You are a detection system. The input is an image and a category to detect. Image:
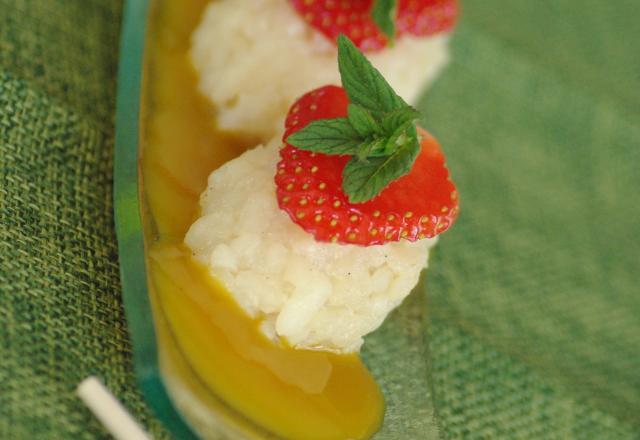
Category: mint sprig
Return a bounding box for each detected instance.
[286,118,361,155]
[371,0,398,44]
[344,125,420,203]
[347,104,380,137]
[337,33,405,115]
[286,34,423,203]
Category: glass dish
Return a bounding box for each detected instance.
[113,1,438,438]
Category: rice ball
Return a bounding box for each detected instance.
[190,0,451,141]
[185,138,437,353]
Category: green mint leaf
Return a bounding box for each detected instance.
[371,0,397,44]
[343,156,390,202]
[342,125,420,203]
[380,118,417,155]
[381,107,421,133]
[348,104,381,137]
[337,34,406,116]
[286,118,362,155]
[356,137,386,161]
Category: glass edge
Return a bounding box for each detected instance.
[113,0,198,438]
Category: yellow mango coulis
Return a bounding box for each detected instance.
[139,1,384,438]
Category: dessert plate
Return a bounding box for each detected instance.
[115,0,640,438]
[114,0,439,438]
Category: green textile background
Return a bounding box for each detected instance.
[1,0,638,439]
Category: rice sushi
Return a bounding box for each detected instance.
[191,0,458,141]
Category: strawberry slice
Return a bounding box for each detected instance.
[289,0,459,51]
[397,0,459,37]
[275,85,459,246]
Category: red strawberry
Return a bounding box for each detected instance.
[275,85,459,246]
[397,0,459,37]
[288,0,459,52]
[283,85,351,141]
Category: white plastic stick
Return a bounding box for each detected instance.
[77,376,152,440]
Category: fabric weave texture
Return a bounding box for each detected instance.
[1,0,639,439]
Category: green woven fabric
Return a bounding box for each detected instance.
[419,2,640,436]
[0,1,169,438]
[1,0,638,439]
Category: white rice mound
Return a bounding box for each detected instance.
[184,138,437,353]
[191,0,450,141]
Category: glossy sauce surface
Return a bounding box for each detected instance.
[140,1,384,438]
